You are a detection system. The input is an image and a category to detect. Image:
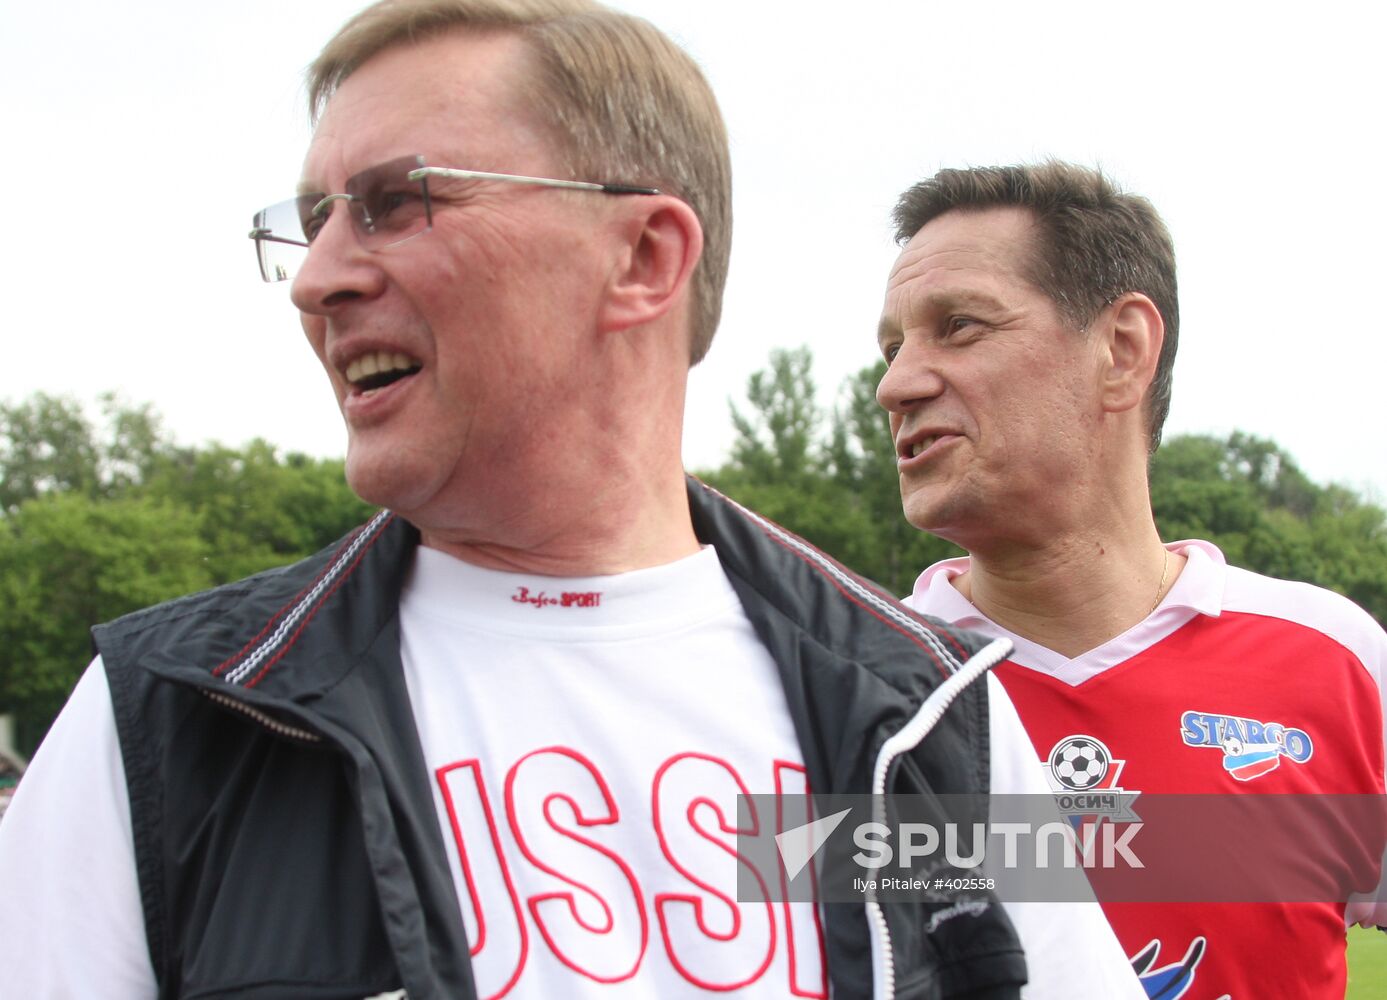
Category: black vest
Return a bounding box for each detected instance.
[97,480,1025,999]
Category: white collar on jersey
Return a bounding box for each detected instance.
[908,540,1228,682]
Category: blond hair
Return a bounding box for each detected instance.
[310,0,732,364]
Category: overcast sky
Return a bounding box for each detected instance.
[3,0,1384,501]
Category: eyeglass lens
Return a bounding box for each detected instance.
[251,155,432,283]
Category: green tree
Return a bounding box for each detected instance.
[1150,434,1387,623]
[142,439,373,582]
[102,393,173,495]
[0,392,377,754]
[0,394,103,511]
[0,493,214,753]
[0,392,183,513]
[704,348,868,584]
[727,346,820,483]
[700,349,959,597]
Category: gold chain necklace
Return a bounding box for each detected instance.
[1149,549,1170,617]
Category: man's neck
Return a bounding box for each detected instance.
[954,522,1183,660]
[419,464,701,578]
[415,349,701,578]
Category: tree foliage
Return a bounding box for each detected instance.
[4,364,1385,758]
[700,349,1387,626]
[0,394,374,755]
[0,394,104,511]
[700,348,960,598]
[1150,432,1387,617]
[0,494,213,742]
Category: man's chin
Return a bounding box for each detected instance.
[345,453,433,515]
[902,494,971,544]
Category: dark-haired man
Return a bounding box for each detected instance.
[881,160,1387,998]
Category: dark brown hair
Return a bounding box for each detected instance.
[893,161,1178,451]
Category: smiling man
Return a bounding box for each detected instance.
[0,5,1145,998]
[881,161,1387,999]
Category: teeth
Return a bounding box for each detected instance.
[345,350,420,385]
[911,436,938,458]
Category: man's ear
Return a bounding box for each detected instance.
[599,196,703,333]
[1099,292,1164,415]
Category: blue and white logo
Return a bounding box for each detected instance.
[1180,710,1313,782]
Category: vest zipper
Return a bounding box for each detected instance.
[865,636,1012,1000]
[200,689,323,743]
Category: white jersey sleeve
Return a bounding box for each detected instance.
[984,673,1144,1000]
[0,657,157,998]
[1220,565,1387,928]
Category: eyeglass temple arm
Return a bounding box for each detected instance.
[408,166,659,197]
[248,227,310,247]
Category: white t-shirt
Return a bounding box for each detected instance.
[0,544,1140,998]
[397,544,823,997]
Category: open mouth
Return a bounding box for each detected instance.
[900,433,960,462]
[908,435,940,459]
[344,351,422,394]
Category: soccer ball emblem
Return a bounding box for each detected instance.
[1050,737,1111,790]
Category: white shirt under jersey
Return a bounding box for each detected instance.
[0,544,1141,998]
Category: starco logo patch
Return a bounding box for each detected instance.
[1179,710,1313,782]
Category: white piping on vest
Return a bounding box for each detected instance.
[707,488,965,673]
[224,509,393,686]
[864,636,1013,1000]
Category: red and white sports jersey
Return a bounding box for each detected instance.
[906,540,1387,1000]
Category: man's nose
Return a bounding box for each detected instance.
[876,340,946,413]
[289,200,385,314]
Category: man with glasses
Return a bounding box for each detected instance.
[880,161,1387,998]
[0,3,1141,997]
